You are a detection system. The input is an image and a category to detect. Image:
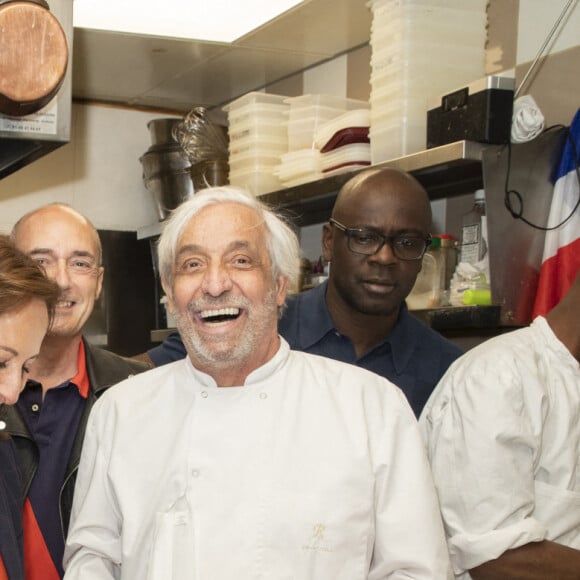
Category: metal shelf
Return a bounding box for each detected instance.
[410,305,501,330]
[137,140,485,236]
[259,140,485,226]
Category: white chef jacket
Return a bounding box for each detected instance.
[420,316,580,578]
[63,338,450,580]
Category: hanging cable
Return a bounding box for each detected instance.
[503,124,580,231]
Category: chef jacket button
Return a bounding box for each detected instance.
[259,392,267,400]
[31,404,40,412]
[201,391,208,398]
[192,469,200,478]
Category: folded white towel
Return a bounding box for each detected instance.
[511,94,545,143]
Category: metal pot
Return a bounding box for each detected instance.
[144,170,194,222]
[190,159,229,192]
[147,118,182,147]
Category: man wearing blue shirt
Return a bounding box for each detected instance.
[143,168,461,416]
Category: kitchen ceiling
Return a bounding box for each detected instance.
[71,0,372,116]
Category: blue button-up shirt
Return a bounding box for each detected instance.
[278,281,462,417]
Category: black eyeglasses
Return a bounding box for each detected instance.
[329,218,431,261]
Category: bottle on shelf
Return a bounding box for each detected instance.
[449,189,492,307]
[431,234,459,306]
[460,189,487,265]
[407,236,455,310]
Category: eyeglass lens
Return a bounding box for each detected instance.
[348,230,427,260]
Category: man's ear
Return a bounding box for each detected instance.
[161,278,175,313]
[322,222,333,263]
[275,275,289,307]
[95,266,105,300]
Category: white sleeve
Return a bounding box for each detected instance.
[370,389,452,579]
[420,355,547,575]
[63,400,122,580]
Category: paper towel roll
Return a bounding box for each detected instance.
[511,95,545,143]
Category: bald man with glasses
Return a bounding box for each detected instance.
[143,168,462,416]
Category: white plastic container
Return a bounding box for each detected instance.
[314,109,371,151]
[370,121,425,163]
[367,0,487,163]
[229,118,287,143]
[286,104,348,123]
[275,149,322,182]
[223,91,289,114]
[321,143,371,172]
[229,152,282,174]
[286,116,336,150]
[284,94,369,111]
[228,135,287,157]
[284,95,369,152]
[406,250,441,310]
[227,102,288,126]
[229,166,282,197]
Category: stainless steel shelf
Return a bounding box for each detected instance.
[137,140,486,234]
[259,140,485,226]
[137,220,164,240]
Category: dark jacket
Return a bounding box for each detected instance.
[0,339,149,541]
[0,437,24,580]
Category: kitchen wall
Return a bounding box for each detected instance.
[488,0,580,127]
[0,0,578,235]
[0,104,168,233]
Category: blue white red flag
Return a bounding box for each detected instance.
[532,108,580,317]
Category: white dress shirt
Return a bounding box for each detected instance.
[64,339,450,579]
[420,316,580,578]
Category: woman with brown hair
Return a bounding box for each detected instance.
[0,234,59,580]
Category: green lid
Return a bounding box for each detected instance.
[429,236,441,249]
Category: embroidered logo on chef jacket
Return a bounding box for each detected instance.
[302,523,333,553]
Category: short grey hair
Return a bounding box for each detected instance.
[157,186,300,291]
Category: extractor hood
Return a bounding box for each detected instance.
[0,0,72,180]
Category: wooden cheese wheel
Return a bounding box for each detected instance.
[0,0,68,117]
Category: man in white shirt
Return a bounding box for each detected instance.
[420,269,580,579]
[63,186,450,580]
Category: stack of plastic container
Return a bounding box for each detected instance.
[316,109,372,177]
[275,94,370,186]
[223,92,289,196]
[285,94,368,152]
[368,0,487,164]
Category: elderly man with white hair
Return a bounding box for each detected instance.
[63,186,450,580]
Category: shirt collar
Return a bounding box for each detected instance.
[22,340,90,398]
[293,283,420,374]
[183,338,290,389]
[71,340,90,399]
[291,281,336,350]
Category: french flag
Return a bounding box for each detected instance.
[532,108,580,317]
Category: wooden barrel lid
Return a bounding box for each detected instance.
[0,1,68,117]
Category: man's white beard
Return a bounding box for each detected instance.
[174,289,278,369]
